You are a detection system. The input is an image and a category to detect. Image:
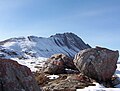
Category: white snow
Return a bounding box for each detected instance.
[0,36,81,59]
[11,57,47,72]
[47,75,59,80]
[77,88,120,91]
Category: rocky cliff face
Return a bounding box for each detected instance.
[0,33,90,59]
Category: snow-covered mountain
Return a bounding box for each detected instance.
[0,32,90,59]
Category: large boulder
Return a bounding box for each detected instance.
[74,46,119,82]
[43,54,77,74]
[0,58,41,91]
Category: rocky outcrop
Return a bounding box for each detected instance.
[41,73,94,91]
[43,54,77,74]
[0,58,41,91]
[74,46,119,82]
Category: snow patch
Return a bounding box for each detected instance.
[47,75,59,80]
[11,57,47,72]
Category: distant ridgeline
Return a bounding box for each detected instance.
[0,32,90,59]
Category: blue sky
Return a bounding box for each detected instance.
[0,0,120,51]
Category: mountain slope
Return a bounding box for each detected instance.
[0,32,90,59]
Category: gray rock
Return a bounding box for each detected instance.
[43,54,77,74]
[74,46,119,82]
[0,58,41,91]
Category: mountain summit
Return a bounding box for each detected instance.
[0,32,90,59]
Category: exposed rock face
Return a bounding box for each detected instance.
[0,58,41,91]
[43,54,77,74]
[74,46,119,82]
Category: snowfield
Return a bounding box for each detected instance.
[11,57,47,72]
[0,33,90,59]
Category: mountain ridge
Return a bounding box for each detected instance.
[0,32,90,59]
